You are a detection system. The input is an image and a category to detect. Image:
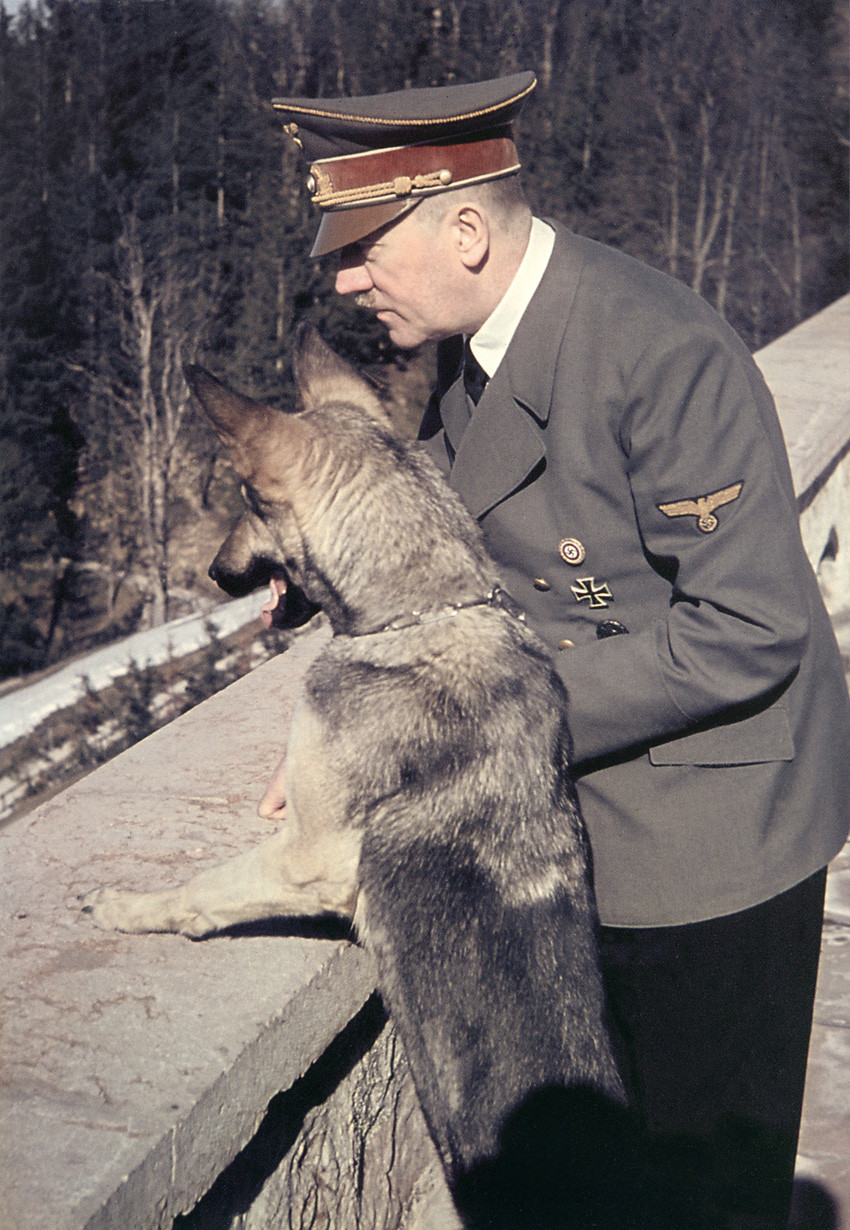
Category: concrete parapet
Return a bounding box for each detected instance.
[756,295,850,507]
[0,626,387,1228]
[757,294,850,636]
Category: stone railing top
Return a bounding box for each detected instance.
[0,623,378,1230]
[755,294,850,504]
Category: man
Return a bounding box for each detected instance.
[269,73,850,1227]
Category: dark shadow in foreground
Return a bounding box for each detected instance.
[452,1084,661,1230]
[789,1177,839,1230]
[452,1085,843,1230]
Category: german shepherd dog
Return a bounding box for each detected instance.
[83,327,629,1226]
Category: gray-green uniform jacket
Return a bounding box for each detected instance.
[421,222,850,927]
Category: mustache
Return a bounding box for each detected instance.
[355,292,380,311]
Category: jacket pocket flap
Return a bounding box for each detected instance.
[649,706,794,767]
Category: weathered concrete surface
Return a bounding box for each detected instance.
[758,300,850,1226]
[0,624,378,1230]
[757,294,850,628]
[756,294,850,505]
[192,1012,460,1230]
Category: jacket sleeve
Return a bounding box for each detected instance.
[555,330,810,766]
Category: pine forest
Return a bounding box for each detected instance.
[1,0,847,680]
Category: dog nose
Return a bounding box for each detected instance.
[208,559,237,595]
[208,558,265,598]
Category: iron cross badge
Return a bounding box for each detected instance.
[571,577,613,609]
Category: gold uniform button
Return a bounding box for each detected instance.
[533,577,551,591]
[558,638,575,651]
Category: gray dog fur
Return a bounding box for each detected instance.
[82,326,627,1222]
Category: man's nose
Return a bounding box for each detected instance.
[335,256,374,296]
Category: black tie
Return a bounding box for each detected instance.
[463,340,489,405]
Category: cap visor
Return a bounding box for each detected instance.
[310,199,416,257]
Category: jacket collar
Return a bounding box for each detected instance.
[446,223,585,518]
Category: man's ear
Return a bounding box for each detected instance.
[453,204,491,269]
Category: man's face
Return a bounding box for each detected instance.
[334,206,466,349]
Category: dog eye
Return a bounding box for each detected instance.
[240,483,264,516]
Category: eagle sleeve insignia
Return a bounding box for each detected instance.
[657,482,744,533]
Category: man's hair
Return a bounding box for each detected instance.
[412,173,530,233]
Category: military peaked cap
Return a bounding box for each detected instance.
[272,72,536,256]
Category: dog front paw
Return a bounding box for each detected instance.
[80,885,156,933]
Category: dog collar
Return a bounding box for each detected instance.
[352,585,527,637]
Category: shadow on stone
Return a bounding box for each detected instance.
[452,1087,839,1230]
[174,992,387,1228]
[452,1084,660,1230]
[214,915,356,943]
[789,1176,840,1230]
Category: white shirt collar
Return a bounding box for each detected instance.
[468,216,555,378]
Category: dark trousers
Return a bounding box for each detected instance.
[598,868,827,1229]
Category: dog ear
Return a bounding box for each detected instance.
[293,324,392,426]
[185,365,302,480]
[184,366,268,440]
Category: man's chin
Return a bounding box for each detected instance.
[380,315,425,349]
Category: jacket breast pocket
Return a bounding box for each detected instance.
[649,706,795,767]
